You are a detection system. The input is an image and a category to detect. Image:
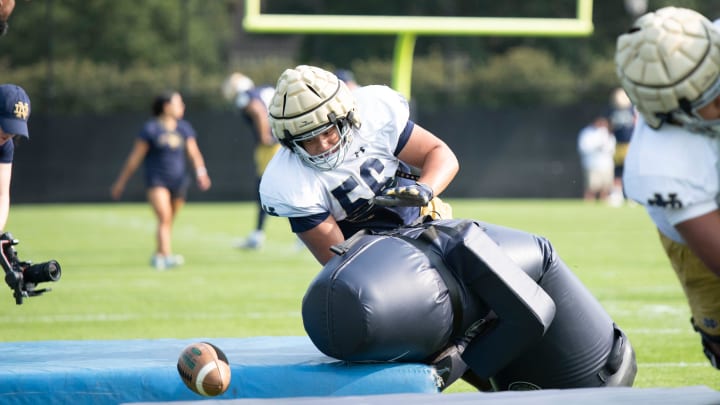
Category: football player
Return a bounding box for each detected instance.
[334,69,359,91]
[260,65,457,264]
[617,6,720,369]
[606,87,636,206]
[222,73,280,250]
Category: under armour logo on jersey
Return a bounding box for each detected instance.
[354,146,366,158]
[647,193,683,209]
[262,204,278,216]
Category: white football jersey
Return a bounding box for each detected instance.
[259,85,419,235]
[623,116,720,243]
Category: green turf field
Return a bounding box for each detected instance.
[1,199,716,391]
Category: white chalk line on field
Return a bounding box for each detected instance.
[626,328,689,334]
[0,311,300,323]
[602,303,687,316]
[640,362,709,368]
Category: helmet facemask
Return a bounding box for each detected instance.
[671,76,720,137]
[288,113,355,171]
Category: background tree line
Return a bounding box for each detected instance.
[0,0,718,114]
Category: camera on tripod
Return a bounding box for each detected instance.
[1,232,61,305]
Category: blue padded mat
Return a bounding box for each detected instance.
[0,337,439,405]
[133,386,720,405]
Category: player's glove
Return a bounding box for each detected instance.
[373,182,433,207]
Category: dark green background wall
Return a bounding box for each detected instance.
[12,104,605,203]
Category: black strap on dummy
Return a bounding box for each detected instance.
[329,229,370,256]
[432,221,557,379]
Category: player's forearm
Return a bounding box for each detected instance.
[417,145,459,196]
[0,193,10,231]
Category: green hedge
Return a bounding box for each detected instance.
[0,47,619,114]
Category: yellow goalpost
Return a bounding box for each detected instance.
[242,0,594,99]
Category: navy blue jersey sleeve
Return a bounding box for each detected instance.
[137,120,155,142]
[393,120,415,156]
[289,212,331,233]
[177,120,197,139]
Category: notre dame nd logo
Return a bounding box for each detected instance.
[647,193,683,209]
[13,101,29,120]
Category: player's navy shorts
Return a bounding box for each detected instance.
[145,175,191,199]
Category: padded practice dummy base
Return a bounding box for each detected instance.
[0,337,440,405]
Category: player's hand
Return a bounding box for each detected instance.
[373,182,433,207]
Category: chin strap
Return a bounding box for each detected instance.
[670,110,720,138]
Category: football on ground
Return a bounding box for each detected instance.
[177,341,232,396]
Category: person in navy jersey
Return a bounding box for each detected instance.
[111,91,212,270]
[334,69,359,91]
[222,73,279,249]
[0,84,30,232]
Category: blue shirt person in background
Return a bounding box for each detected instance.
[111,91,212,270]
[334,69,359,91]
[0,84,30,231]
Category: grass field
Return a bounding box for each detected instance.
[1,199,717,392]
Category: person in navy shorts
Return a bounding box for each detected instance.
[111,91,212,270]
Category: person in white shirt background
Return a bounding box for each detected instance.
[577,116,616,203]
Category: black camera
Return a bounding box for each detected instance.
[1,232,61,305]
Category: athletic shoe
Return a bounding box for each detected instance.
[166,254,184,267]
[151,254,167,271]
[234,230,265,250]
[150,253,184,270]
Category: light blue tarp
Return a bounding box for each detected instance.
[133,386,720,405]
[0,336,439,404]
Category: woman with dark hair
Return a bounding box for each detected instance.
[111,91,211,270]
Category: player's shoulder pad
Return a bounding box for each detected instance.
[354,85,410,131]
